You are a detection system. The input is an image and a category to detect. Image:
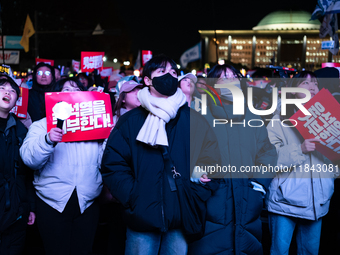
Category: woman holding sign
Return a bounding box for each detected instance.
[266,71,335,255]
[20,78,103,255]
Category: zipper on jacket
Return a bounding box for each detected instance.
[310,154,317,221]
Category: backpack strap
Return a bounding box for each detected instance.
[160,146,178,192]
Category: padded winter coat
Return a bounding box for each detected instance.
[101,105,220,233]
[188,97,278,255]
[20,118,103,214]
[266,115,335,220]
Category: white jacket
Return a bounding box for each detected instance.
[266,115,336,220]
[20,118,103,213]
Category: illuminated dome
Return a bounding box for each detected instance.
[252,10,321,30]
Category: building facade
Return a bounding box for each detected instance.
[199,10,340,71]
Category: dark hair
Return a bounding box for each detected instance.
[113,91,127,119]
[0,74,20,100]
[52,77,87,92]
[314,67,340,94]
[32,62,56,89]
[141,54,179,85]
[207,63,247,92]
[285,71,318,98]
[54,66,61,72]
[281,70,318,120]
[77,72,93,88]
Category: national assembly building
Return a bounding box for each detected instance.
[199,10,340,71]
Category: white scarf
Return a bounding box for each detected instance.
[136,87,187,146]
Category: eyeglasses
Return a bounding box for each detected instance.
[37,71,51,76]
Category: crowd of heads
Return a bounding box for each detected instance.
[3,54,340,121]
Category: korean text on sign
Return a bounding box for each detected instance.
[83,56,103,70]
[291,88,340,161]
[298,102,340,154]
[45,91,113,142]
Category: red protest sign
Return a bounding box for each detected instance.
[291,88,340,161]
[35,58,54,66]
[45,91,113,142]
[142,50,152,66]
[100,67,113,77]
[80,52,104,73]
[10,87,29,118]
[72,60,80,73]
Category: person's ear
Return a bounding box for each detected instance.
[144,76,152,86]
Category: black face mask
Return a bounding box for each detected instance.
[151,73,178,96]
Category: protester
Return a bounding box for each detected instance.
[266,71,335,255]
[188,63,277,255]
[100,54,219,254]
[27,63,56,123]
[195,75,208,94]
[178,73,197,106]
[0,75,35,255]
[20,77,103,255]
[107,73,123,93]
[54,67,61,82]
[112,80,143,122]
[77,72,93,89]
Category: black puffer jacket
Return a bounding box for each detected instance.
[188,96,277,255]
[0,114,34,233]
[101,105,220,232]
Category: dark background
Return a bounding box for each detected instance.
[0,0,321,69]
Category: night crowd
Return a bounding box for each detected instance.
[1,54,340,255]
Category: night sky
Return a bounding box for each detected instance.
[1,0,320,67]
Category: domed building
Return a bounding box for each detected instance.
[199,10,338,70]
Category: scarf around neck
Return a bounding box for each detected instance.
[136,87,187,146]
